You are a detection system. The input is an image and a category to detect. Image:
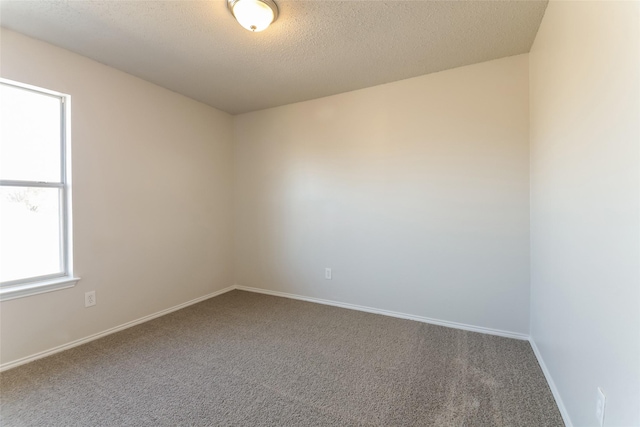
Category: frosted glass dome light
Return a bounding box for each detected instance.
[228,0,278,32]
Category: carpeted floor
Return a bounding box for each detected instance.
[0,290,564,426]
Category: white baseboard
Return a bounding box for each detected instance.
[1,284,541,383]
[4,283,567,426]
[529,338,573,427]
[0,285,236,372]
[235,285,530,341]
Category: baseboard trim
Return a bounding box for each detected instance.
[529,338,573,427]
[235,285,530,341]
[0,284,533,371]
[0,285,236,372]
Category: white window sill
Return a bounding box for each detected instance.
[0,276,81,302]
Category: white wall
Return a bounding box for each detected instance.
[0,29,235,365]
[234,55,531,335]
[529,1,640,426]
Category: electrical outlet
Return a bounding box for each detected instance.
[325,268,332,280]
[85,291,96,307]
[595,387,606,427]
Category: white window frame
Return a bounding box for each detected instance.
[0,78,80,301]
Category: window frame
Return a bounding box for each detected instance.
[0,78,79,301]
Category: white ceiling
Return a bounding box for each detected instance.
[0,0,547,115]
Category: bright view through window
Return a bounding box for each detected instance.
[0,80,76,299]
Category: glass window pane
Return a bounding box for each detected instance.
[0,186,63,283]
[0,84,62,182]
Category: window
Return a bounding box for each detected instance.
[0,79,78,300]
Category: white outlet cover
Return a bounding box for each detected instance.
[596,387,606,427]
[325,268,332,280]
[85,291,96,307]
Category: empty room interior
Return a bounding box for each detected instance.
[0,0,638,426]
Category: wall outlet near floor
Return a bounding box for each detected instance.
[325,268,332,280]
[595,387,606,426]
[85,291,96,307]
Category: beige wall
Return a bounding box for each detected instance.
[234,55,531,334]
[529,1,640,425]
[0,29,235,365]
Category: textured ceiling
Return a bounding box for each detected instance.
[0,0,547,114]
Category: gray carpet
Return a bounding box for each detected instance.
[1,290,564,426]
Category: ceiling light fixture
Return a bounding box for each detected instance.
[227,0,278,32]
